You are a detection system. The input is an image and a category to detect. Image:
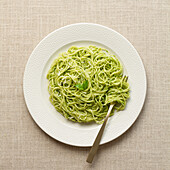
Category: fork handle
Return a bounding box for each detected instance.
[86,104,114,163]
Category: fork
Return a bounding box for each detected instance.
[86,76,128,163]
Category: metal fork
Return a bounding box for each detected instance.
[86,76,128,163]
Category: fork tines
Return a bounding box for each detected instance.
[122,75,128,82]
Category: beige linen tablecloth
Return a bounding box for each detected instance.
[0,0,170,169]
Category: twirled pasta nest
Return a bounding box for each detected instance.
[47,46,130,124]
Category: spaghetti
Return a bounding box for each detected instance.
[47,46,130,124]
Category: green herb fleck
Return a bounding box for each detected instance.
[75,80,88,90]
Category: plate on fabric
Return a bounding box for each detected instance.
[23,23,147,147]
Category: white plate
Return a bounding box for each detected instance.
[23,23,147,147]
